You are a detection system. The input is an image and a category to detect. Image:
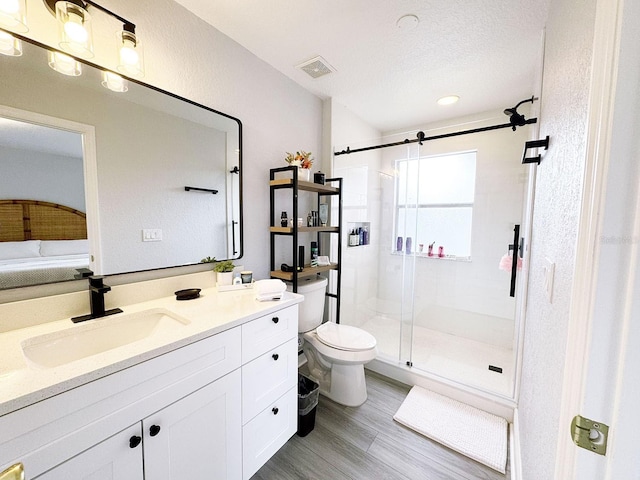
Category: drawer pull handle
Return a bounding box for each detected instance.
[272,317,279,324]
[272,353,279,361]
[272,407,279,415]
[129,435,142,449]
[149,424,161,437]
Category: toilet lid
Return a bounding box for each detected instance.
[316,323,377,351]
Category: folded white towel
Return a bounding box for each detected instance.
[254,279,286,301]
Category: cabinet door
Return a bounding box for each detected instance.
[34,424,143,480]
[143,369,242,480]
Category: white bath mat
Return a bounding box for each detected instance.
[393,386,507,473]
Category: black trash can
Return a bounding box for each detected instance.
[297,373,319,437]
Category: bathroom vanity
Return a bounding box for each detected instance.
[0,287,301,479]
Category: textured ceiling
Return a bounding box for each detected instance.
[173,0,550,132]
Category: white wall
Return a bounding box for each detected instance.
[329,100,382,325]
[1,0,322,302]
[518,0,597,476]
[0,146,85,212]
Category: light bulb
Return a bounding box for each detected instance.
[0,29,21,56]
[56,1,93,58]
[116,30,144,77]
[119,41,138,66]
[63,12,88,43]
[101,71,128,92]
[0,0,27,33]
[48,50,82,76]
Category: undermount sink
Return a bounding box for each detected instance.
[21,308,191,368]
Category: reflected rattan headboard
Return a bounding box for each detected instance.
[0,200,87,242]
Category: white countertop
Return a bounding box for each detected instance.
[0,287,302,416]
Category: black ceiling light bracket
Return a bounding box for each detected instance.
[522,136,550,164]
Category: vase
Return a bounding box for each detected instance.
[216,271,233,286]
[298,168,311,182]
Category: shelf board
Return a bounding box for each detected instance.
[270,263,338,281]
[269,178,339,194]
[270,226,339,234]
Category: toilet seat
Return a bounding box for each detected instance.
[316,323,377,352]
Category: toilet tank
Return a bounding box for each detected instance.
[287,277,328,333]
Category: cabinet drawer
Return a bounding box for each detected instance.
[241,305,297,363]
[242,338,297,424]
[242,386,296,480]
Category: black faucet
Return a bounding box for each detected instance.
[72,276,123,323]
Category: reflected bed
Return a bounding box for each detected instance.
[0,200,89,289]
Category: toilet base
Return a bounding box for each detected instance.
[318,363,368,407]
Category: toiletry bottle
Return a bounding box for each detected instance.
[350,229,359,246]
[281,211,288,227]
[438,246,444,257]
[406,237,412,255]
[310,242,318,267]
[363,226,369,245]
[397,236,403,252]
[358,227,363,245]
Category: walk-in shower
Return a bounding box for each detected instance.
[333,112,533,398]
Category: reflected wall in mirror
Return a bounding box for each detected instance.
[0,36,242,290]
[0,117,90,289]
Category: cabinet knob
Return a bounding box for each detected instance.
[129,435,142,448]
[272,353,279,361]
[272,407,279,415]
[149,424,161,437]
[272,317,279,324]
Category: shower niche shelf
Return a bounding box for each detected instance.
[269,166,343,323]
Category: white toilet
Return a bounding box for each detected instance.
[292,277,377,407]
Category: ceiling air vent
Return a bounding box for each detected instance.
[297,56,335,79]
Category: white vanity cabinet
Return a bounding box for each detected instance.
[0,301,300,480]
[36,371,242,480]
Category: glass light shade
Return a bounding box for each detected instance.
[48,50,82,76]
[56,1,93,58]
[0,0,28,33]
[101,71,128,92]
[116,30,144,78]
[0,29,22,56]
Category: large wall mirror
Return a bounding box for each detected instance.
[0,36,242,290]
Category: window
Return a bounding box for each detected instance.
[395,151,476,258]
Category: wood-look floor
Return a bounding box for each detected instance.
[252,370,510,480]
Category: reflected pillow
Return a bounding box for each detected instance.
[40,239,89,257]
[0,240,42,260]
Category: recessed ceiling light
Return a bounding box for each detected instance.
[437,95,460,106]
[396,14,419,31]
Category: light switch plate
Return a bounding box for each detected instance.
[543,257,555,303]
[142,229,162,242]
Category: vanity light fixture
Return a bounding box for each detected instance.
[101,70,128,92]
[43,0,144,77]
[437,95,460,106]
[53,0,93,58]
[47,50,81,76]
[116,23,143,78]
[0,0,28,33]
[0,29,22,56]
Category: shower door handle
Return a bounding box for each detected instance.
[509,225,521,297]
